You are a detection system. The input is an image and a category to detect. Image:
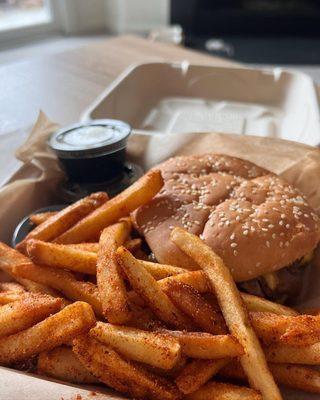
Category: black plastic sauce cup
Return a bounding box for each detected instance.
[13,119,143,246]
[48,119,132,183]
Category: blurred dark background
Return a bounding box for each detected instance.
[171,0,320,64]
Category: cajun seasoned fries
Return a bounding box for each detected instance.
[0,158,320,400]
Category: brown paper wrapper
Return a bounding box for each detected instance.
[1,113,320,399]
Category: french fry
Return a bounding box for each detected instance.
[128,301,164,331]
[116,246,194,330]
[175,358,229,394]
[37,346,98,384]
[221,360,320,394]
[0,301,95,365]
[242,293,298,316]
[265,342,320,365]
[0,294,62,337]
[97,221,132,324]
[163,356,189,379]
[161,330,243,359]
[0,242,62,298]
[17,192,108,252]
[171,228,282,400]
[185,382,262,400]
[125,238,142,253]
[27,239,97,275]
[141,261,188,280]
[67,243,99,253]
[0,282,25,294]
[30,211,57,226]
[0,291,24,305]
[159,271,210,294]
[268,363,320,394]
[0,282,27,304]
[126,289,146,308]
[220,360,255,381]
[250,311,320,346]
[55,170,163,244]
[73,334,182,400]
[163,280,227,334]
[14,278,61,298]
[91,322,181,370]
[13,262,102,316]
[160,271,297,316]
[26,238,185,280]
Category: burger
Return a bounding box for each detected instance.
[133,154,320,304]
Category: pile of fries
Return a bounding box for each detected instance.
[0,169,320,400]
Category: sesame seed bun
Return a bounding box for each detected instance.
[133,154,320,282]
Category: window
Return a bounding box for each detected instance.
[0,0,52,32]
[0,0,108,47]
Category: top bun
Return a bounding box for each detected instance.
[134,154,320,281]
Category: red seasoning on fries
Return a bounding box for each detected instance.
[17,192,108,252]
[0,302,95,365]
[171,228,282,400]
[55,170,163,243]
[97,221,132,324]
[116,246,195,330]
[0,153,320,400]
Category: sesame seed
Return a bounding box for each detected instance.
[266,241,270,248]
[236,216,240,221]
[272,233,276,239]
[243,230,249,235]
[285,224,290,229]
[285,241,289,247]
[281,214,286,219]
[233,250,238,256]
[231,243,237,248]
[230,233,235,240]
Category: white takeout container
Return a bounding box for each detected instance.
[2,80,320,396]
[2,121,320,399]
[81,62,320,146]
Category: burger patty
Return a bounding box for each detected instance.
[239,259,305,304]
[239,252,314,303]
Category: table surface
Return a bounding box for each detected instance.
[0,35,235,134]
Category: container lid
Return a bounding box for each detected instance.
[48,119,131,158]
